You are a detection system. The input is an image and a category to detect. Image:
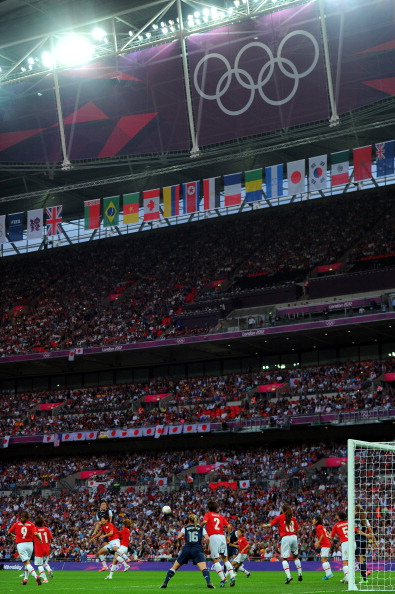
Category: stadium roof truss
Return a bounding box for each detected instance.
[0,0,394,217]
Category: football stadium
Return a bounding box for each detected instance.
[0,1,395,592]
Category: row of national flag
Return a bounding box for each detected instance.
[26,422,212,447]
[0,142,393,243]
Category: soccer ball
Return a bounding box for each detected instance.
[162,505,172,515]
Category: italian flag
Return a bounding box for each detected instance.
[84,199,100,230]
[123,193,139,224]
[331,150,349,186]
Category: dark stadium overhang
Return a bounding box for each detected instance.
[0,312,394,380]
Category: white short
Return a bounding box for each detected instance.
[209,534,227,559]
[320,547,331,559]
[17,542,33,562]
[234,553,248,564]
[115,545,128,556]
[104,538,120,552]
[280,535,298,558]
[341,541,355,561]
[34,555,49,565]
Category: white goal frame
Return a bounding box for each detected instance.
[348,439,395,592]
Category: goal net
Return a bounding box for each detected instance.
[348,439,395,591]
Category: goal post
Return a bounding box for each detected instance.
[347,439,395,591]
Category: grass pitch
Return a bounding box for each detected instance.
[2,570,362,593]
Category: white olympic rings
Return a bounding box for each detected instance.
[193,30,319,115]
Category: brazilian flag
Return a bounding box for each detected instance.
[103,196,120,227]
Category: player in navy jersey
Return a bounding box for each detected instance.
[227,528,239,560]
[160,514,214,589]
[91,500,113,540]
[355,505,376,584]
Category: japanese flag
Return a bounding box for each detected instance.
[168,425,183,435]
[198,423,211,433]
[155,426,168,438]
[3,435,10,448]
[86,431,98,440]
[239,480,250,489]
[287,159,305,195]
[43,434,55,443]
[154,477,168,486]
[130,428,143,438]
[142,427,155,437]
[75,432,86,441]
[183,424,197,434]
[62,433,75,442]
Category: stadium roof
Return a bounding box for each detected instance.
[0,0,394,220]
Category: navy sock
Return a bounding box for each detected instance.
[202,569,210,584]
[361,562,367,579]
[164,569,175,584]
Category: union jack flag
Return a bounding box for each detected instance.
[46,205,63,236]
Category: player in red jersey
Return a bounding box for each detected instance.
[8,510,42,586]
[90,514,120,571]
[34,516,54,584]
[230,527,251,583]
[263,504,303,585]
[330,510,370,584]
[202,500,235,588]
[105,518,132,580]
[313,515,333,581]
[331,510,350,583]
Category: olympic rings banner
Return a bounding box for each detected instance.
[1,0,395,162]
[187,2,328,146]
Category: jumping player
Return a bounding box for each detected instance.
[34,515,54,583]
[202,500,235,587]
[160,513,214,589]
[313,515,333,580]
[105,518,132,579]
[90,514,120,572]
[8,511,42,586]
[263,504,303,584]
[91,500,113,540]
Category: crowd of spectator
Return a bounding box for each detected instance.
[0,442,350,562]
[0,358,394,437]
[1,440,394,563]
[0,188,394,356]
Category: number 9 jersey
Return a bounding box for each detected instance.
[8,520,36,543]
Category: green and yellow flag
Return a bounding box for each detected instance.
[103,196,120,227]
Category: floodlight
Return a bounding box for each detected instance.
[42,51,54,68]
[92,27,107,41]
[55,35,95,66]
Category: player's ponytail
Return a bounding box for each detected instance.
[282,504,293,527]
[188,513,198,528]
[20,511,29,524]
[355,504,367,527]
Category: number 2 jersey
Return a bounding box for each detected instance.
[202,512,229,536]
[270,514,300,537]
[34,526,53,557]
[8,520,36,543]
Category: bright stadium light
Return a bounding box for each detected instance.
[55,35,95,66]
[42,51,54,68]
[92,27,107,41]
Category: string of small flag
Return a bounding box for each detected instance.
[0,141,393,244]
